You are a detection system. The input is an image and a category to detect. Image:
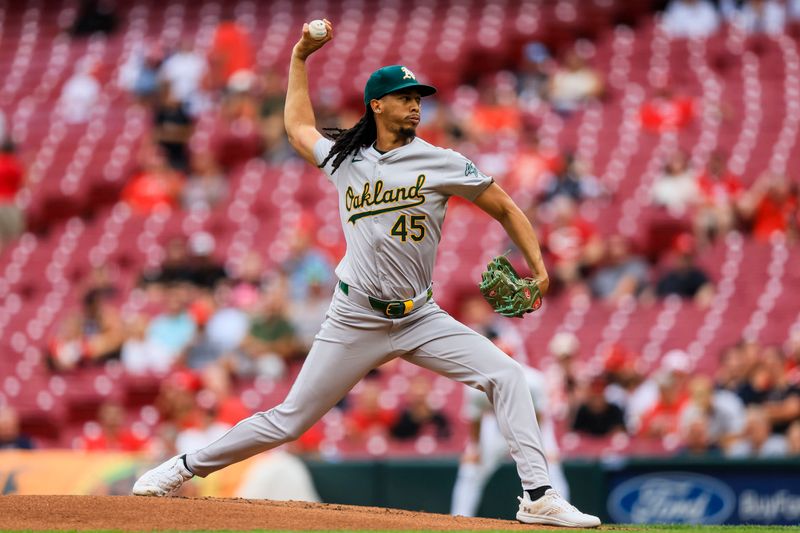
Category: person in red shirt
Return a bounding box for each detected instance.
[739,173,799,241]
[121,146,185,213]
[694,152,744,244]
[209,17,254,89]
[640,87,695,133]
[540,197,604,291]
[79,401,149,452]
[637,370,690,439]
[0,140,25,250]
[345,379,396,443]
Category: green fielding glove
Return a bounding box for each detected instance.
[478,255,543,318]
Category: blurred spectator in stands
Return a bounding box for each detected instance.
[637,369,690,439]
[677,415,722,456]
[281,222,334,302]
[174,364,249,453]
[547,50,603,115]
[655,246,714,305]
[0,139,25,251]
[732,0,786,35]
[543,332,583,421]
[175,394,230,455]
[230,251,266,299]
[288,279,333,356]
[662,0,721,38]
[539,197,604,290]
[258,71,292,162]
[205,284,251,362]
[146,283,197,359]
[48,288,124,370]
[153,85,193,172]
[516,42,552,112]
[184,231,228,290]
[130,44,164,103]
[179,297,227,371]
[121,313,175,374]
[209,16,254,90]
[603,344,646,412]
[727,406,788,457]
[391,376,451,441]
[572,376,627,437]
[216,70,264,170]
[715,343,751,393]
[508,130,560,193]
[70,0,117,36]
[78,401,149,451]
[345,379,397,443]
[122,146,184,214]
[678,375,745,452]
[540,154,602,205]
[182,153,227,212]
[627,350,691,434]
[155,369,202,430]
[640,87,696,133]
[739,173,799,242]
[786,420,800,455]
[59,61,101,124]
[469,72,522,137]
[140,237,191,289]
[748,346,800,434]
[590,236,651,301]
[239,280,299,378]
[160,40,208,116]
[651,151,699,218]
[694,152,744,245]
[0,406,34,449]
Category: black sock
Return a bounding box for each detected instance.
[526,485,552,501]
[181,454,195,476]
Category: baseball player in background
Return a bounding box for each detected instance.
[132,20,600,527]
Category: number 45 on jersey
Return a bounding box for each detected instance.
[391,214,426,242]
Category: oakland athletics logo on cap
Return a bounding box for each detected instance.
[363,65,437,106]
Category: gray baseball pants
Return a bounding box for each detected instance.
[185,286,552,490]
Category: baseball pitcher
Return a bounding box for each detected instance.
[133,20,600,527]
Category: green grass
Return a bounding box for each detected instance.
[6,524,800,533]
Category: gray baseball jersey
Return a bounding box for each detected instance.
[184,135,553,492]
[313,136,492,300]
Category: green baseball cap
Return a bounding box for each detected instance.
[363,65,437,107]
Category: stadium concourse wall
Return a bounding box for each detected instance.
[2,451,800,525]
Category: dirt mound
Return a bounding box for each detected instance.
[0,495,565,531]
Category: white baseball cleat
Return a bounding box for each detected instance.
[516,489,601,528]
[132,455,194,497]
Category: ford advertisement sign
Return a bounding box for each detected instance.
[605,467,800,525]
[608,472,736,524]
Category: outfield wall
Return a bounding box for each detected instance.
[2,451,799,525]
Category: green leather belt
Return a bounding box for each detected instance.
[338,280,433,318]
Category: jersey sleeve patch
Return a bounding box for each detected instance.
[435,150,494,201]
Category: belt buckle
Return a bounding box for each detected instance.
[385,300,413,318]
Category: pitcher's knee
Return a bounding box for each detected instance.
[257,407,313,444]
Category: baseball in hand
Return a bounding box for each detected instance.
[308,20,327,40]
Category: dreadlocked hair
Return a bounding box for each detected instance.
[319,107,376,174]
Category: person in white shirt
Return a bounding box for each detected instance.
[60,62,101,124]
[733,0,786,35]
[160,40,208,115]
[651,151,699,217]
[662,0,721,38]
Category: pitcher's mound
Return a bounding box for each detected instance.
[0,495,567,530]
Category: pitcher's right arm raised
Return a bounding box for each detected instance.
[285,20,333,165]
